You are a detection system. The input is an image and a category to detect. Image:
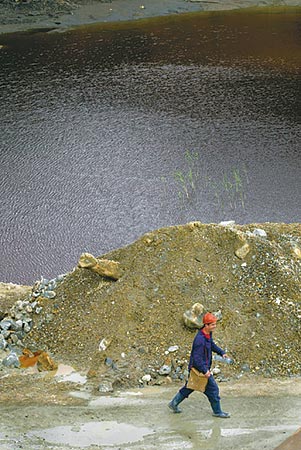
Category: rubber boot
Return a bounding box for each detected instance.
[168,392,185,413]
[210,400,230,418]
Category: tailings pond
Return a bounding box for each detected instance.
[0,8,300,284]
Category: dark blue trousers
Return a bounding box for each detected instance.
[179,374,222,414]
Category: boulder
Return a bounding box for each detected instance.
[37,352,58,372]
[183,302,204,329]
[78,253,122,280]
[235,242,250,259]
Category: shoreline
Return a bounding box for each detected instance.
[1,0,301,35]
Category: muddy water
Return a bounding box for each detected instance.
[0,9,300,284]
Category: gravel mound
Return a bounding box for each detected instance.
[18,221,301,389]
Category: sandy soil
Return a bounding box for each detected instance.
[0,0,301,35]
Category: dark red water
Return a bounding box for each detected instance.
[0,9,300,283]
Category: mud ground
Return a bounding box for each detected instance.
[1,377,301,449]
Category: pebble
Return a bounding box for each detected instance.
[158,364,171,375]
[2,351,20,368]
[141,374,151,383]
[167,345,179,353]
[98,381,114,393]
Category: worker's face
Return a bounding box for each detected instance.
[204,322,217,333]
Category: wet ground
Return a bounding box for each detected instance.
[1,380,301,449]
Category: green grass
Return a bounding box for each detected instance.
[164,150,248,212]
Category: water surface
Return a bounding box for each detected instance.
[0,9,300,284]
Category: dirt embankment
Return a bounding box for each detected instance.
[0,222,300,402]
[1,0,301,35]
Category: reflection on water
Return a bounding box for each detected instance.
[0,9,300,283]
[28,421,154,447]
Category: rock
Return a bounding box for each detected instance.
[183,302,204,329]
[0,320,13,331]
[252,228,267,238]
[2,351,20,368]
[47,280,57,290]
[15,320,23,331]
[10,333,19,344]
[187,221,202,230]
[141,374,151,383]
[30,275,65,302]
[167,345,179,353]
[105,357,113,367]
[78,253,122,280]
[213,310,222,321]
[78,253,98,268]
[292,246,301,259]
[235,242,250,259]
[219,220,236,227]
[99,338,111,351]
[1,329,10,339]
[23,323,32,333]
[36,352,58,372]
[19,349,40,368]
[41,290,56,299]
[98,381,114,393]
[0,334,7,350]
[158,364,171,375]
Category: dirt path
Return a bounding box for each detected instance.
[0,378,301,449]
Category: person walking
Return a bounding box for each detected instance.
[168,312,230,418]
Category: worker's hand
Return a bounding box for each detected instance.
[204,370,211,379]
[222,354,229,359]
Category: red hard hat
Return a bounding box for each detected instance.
[203,312,217,324]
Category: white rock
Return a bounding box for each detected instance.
[141,374,151,383]
[219,220,235,227]
[167,345,179,353]
[158,364,171,375]
[98,338,111,351]
[252,228,267,238]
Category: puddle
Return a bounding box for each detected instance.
[123,391,143,396]
[56,372,87,384]
[89,396,145,407]
[55,364,87,385]
[220,424,298,437]
[17,363,88,384]
[28,421,155,447]
[54,364,75,376]
[69,390,91,400]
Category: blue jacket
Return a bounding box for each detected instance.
[188,329,225,374]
